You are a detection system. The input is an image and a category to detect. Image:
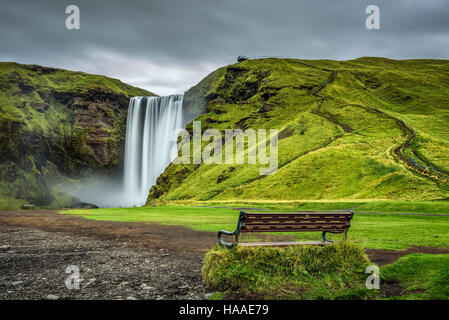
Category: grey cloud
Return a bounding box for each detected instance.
[1,0,448,94]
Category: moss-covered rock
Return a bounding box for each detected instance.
[0,62,154,208]
[202,242,374,300]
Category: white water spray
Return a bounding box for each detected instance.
[122,95,183,206]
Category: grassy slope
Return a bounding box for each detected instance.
[0,62,153,209]
[148,58,449,204]
[0,62,151,129]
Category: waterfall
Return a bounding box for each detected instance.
[122,95,184,206]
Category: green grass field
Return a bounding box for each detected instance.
[381,254,449,300]
[63,201,449,250]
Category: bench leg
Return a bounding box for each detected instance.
[322,231,333,243]
[323,229,348,243]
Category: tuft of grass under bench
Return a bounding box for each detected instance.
[202,242,376,300]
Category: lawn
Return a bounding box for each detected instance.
[381,254,449,300]
[62,201,449,250]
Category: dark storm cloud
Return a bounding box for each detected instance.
[1,0,448,94]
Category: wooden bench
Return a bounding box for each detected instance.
[217,210,354,248]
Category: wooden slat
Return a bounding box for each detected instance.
[247,211,352,216]
[245,214,351,220]
[244,220,349,224]
[246,211,351,215]
[242,227,345,233]
[243,225,344,229]
[240,241,331,247]
[244,220,348,225]
[243,222,348,227]
[245,216,349,220]
[244,217,350,221]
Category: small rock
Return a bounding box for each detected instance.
[205,293,214,299]
[0,245,11,252]
[140,283,153,290]
[12,281,23,286]
[126,296,136,300]
[46,294,59,300]
[178,285,189,289]
[84,278,97,288]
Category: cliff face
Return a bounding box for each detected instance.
[0,62,154,208]
[148,57,449,204]
[182,66,226,123]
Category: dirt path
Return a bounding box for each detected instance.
[196,205,449,216]
[0,210,216,300]
[0,210,216,255]
[356,211,449,217]
[366,246,449,266]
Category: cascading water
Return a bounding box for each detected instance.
[122,95,184,206]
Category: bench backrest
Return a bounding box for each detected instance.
[240,211,353,233]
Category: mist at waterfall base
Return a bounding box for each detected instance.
[72,95,185,208]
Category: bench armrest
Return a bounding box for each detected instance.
[217,211,246,249]
[218,230,236,249]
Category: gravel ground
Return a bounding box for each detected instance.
[0,211,215,300]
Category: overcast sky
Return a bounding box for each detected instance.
[1,0,448,95]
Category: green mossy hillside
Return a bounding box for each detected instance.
[148,58,449,204]
[0,62,154,208]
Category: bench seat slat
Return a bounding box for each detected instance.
[240,241,330,247]
[247,212,352,216]
[242,227,345,233]
[244,220,349,224]
[245,215,350,218]
[246,214,350,219]
[242,224,347,229]
[243,222,348,227]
